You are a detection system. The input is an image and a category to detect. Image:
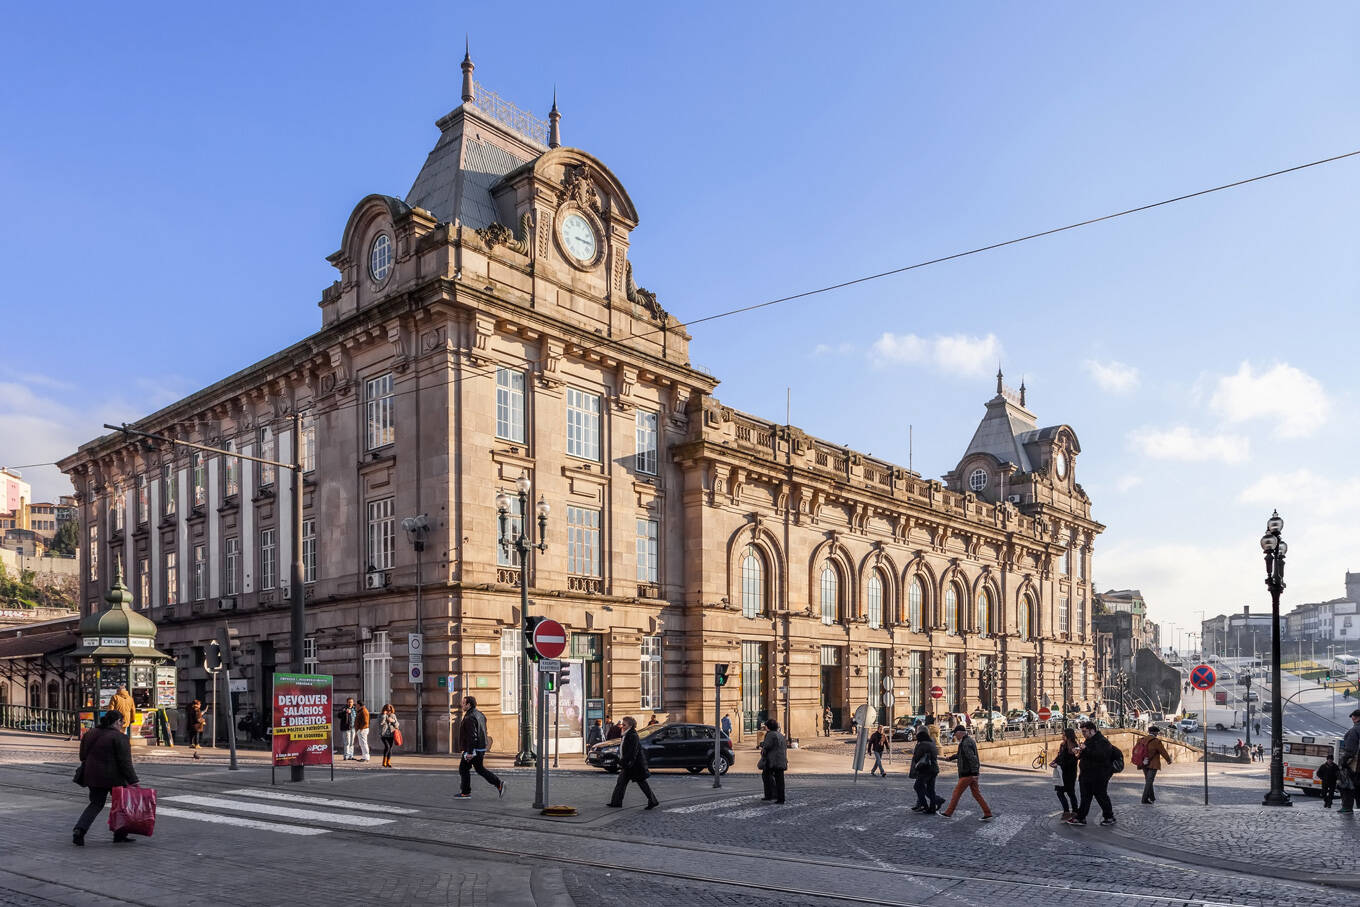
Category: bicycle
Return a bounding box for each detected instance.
[1032,746,1050,769]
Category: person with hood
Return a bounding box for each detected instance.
[110,685,136,736]
[939,725,995,821]
[607,716,659,809]
[72,711,140,845]
[910,728,945,813]
[758,718,788,804]
[1067,720,1116,826]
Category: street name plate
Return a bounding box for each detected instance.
[538,658,561,673]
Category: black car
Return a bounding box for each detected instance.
[587,722,735,775]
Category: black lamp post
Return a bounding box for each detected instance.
[1059,661,1073,730]
[497,475,549,767]
[980,660,999,741]
[1110,670,1129,728]
[1260,509,1292,807]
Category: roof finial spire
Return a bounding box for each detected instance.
[461,37,475,104]
[548,86,561,148]
[1020,376,1027,407]
[996,368,1004,396]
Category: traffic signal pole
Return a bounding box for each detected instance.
[713,663,729,789]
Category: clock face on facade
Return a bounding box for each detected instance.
[559,212,598,262]
[1055,451,1068,480]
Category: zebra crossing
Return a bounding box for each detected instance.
[159,788,414,836]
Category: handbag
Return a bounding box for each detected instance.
[1050,762,1063,785]
[108,786,157,837]
[72,763,86,786]
[393,728,404,747]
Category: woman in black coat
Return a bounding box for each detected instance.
[73,711,140,845]
[606,717,659,809]
[1053,727,1080,819]
[910,728,945,813]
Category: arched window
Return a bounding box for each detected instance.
[908,577,924,631]
[1018,593,1034,640]
[820,564,839,625]
[977,588,992,636]
[945,584,959,635]
[867,573,883,629]
[740,546,765,617]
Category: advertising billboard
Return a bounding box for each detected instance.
[272,673,334,767]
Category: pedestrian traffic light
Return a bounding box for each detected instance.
[559,664,572,687]
[714,663,730,687]
[544,672,557,693]
[523,616,543,663]
[203,640,222,672]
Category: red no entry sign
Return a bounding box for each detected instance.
[930,685,944,700]
[532,618,567,659]
[1190,664,1217,691]
[1038,706,1052,721]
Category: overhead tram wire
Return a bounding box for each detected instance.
[88,147,1360,434]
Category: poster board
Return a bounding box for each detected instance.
[272,673,334,768]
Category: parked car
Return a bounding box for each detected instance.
[1179,716,1201,733]
[1237,673,1252,686]
[1245,690,1259,702]
[970,709,1005,725]
[586,722,735,775]
[891,715,928,742]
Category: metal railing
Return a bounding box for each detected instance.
[0,705,79,737]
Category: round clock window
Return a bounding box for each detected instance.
[369,233,392,281]
[559,213,597,262]
[1055,452,1068,480]
[968,468,988,492]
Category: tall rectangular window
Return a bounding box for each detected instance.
[162,464,176,516]
[1059,546,1070,575]
[496,368,526,443]
[1077,594,1086,639]
[192,452,206,507]
[112,490,125,532]
[907,651,923,716]
[224,536,239,596]
[566,506,601,576]
[496,494,524,567]
[636,519,658,583]
[1020,657,1035,710]
[367,497,395,571]
[640,635,663,710]
[259,426,276,487]
[302,519,316,584]
[223,441,239,498]
[635,410,658,475]
[500,629,521,714]
[193,544,206,601]
[944,653,958,714]
[1078,549,1087,580]
[88,523,98,581]
[742,641,768,734]
[165,552,178,606]
[303,637,318,674]
[867,648,884,720]
[565,388,600,460]
[137,475,149,523]
[1059,596,1070,635]
[362,631,391,713]
[300,414,316,473]
[259,529,277,590]
[138,557,149,610]
[366,373,395,450]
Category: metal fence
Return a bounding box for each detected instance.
[0,704,79,737]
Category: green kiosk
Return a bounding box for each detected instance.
[73,567,177,745]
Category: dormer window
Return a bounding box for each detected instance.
[968,468,988,492]
[369,233,392,281]
[1054,450,1068,480]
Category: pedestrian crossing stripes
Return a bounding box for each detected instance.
[157,805,328,836]
[157,791,411,836]
[220,788,419,814]
[163,794,397,827]
[666,795,762,814]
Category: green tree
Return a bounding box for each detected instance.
[48,520,79,557]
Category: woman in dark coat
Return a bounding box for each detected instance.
[186,700,205,759]
[910,728,945,813]
[1054,727,1080,819]
[73,711,140,845]
[606,716,659,809]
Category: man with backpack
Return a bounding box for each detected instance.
[1134,725,1171,804]
[1066,720,1118,827]
[455,696,506,800]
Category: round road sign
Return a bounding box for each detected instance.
[930,685,945,700]
[1190,663,1217,691]
[881,691,896,707]
[1038,706,1052,721]
[533,618,568,660]
[881,676,894,692]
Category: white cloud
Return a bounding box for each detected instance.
[1084,359,1139,393]
[1239,469,1360,518]
[1210,362,1329,439]
[1116,475,1143,493]
[870,332,1001,378]
[812,342,855,357]
[1128,426,1249,463]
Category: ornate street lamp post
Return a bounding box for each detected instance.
[1059,661,1073,730]
[980,660,1000,742]
[497,475,549,768]
[1260,510,1292,807]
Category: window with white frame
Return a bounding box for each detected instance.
[223,441,239,498]
[138,557,149,610]
[162,463,176,516]
[977,588,992,635]
[193,545,206,601]
[165,551,177,606]
[820,564,839,625]
[192,452,206,507]
[224,536,239,596]
[566,506,600,576]
[259,426,276,487]
[495,368,526,443]
[496,494,524,567]
[968,468,988,492]
[741,546,764,617]
[300,414,317,473]
[1059,543,1069,575]
[112,490,125,532]
[500,630,521,714]
[1077,594,1086,638]
[1078,548,1087,580]
[137,474,149,523]
[1059,595,1070,635]
[1019,593,1034,640]
[640,635,663,709]
[302,519,316,584]
[260,529,277,590]
[362,631,391,712]
[867,648,884,715]
[907,650,923,715]
[635,410,658,474]
[867,573,883,629]
[945,584,960,635]
[88,523,98,582]
[303,636,318,674]
[908,576,924,631]
[636,519,658,583]
[367,498,395,571]
[366,373,395,450]
[565,388,600,460]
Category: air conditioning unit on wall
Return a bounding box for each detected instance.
[364,571,388,590]
[218,598,236,611]
[1007,494,1023,504]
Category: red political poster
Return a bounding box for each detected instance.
[272,673,334,767]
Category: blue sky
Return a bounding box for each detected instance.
[2,3,1357,639]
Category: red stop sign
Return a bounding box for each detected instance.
[930,685,944,700]
[1038,707,1052,721]
[532,618,567,659]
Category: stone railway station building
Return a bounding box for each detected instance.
[58,56,1103,747]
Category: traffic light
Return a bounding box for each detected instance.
[203,640,222,672]
[216,627,242,668]
[714,663,730,687]
[544,672,557,694]
[559,663,572,687]
[523,616,543,663]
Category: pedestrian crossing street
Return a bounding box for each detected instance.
[159,788,417,837]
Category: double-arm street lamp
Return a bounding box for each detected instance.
[1260,510,1292,807]
[979,660,1000,741]
[496,475,549,767]
[1110,670,1129,728]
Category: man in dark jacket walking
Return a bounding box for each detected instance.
[455,696,505,799]
[1317,753,1340,808]
[1068,721,1116,826]
[940,725,994,821]
[607,716,659,809]
[73,711,140,845]
[911,728,945,813]
[1338,709,1360,814]
[758,718,788,803]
